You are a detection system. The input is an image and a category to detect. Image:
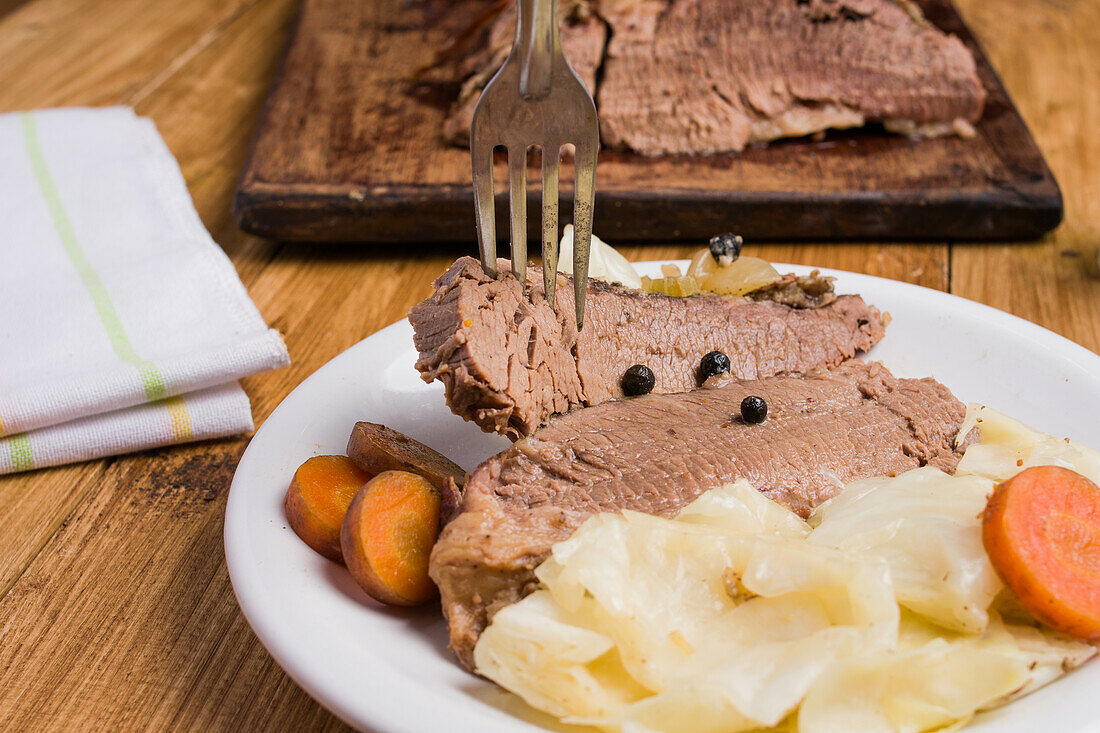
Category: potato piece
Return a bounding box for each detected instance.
[347,422,467,489]
[340,470,442,606]
[284,455,373,563]
[640,274,702,297]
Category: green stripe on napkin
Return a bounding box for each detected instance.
[22,111,166,402]
[7,433,34,472]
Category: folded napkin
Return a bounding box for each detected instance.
[0,107,289,474]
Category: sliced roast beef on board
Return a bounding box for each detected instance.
[409,257,886,439]
[446,0,986,154]
[430,360,971,670]
[443,0,606,146]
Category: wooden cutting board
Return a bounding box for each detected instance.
[233,0,1062,243]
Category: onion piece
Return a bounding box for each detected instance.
[686,247,782,296]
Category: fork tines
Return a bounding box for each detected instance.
[469,0,598,329]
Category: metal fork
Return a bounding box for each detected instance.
[470,0,599,328]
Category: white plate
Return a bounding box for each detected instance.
[225,262,1100,733]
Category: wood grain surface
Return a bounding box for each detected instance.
[233,0,1062,243]
[0,0,1097,730]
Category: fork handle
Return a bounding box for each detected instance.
[516,0,556,100]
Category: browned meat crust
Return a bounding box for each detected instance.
[409,257,886,439]
[430,359,971,670]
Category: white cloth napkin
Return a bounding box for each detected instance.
[0,107,289,474]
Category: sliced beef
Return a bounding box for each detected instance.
[443,1,606,146]
[598,0,985,154]
[443,0,986,154]
[429,359,970,670]
[409,257,885,439]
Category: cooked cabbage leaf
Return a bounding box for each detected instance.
[956,405,1100,486]
[808,467,1001,633]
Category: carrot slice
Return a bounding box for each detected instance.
[982,465,1100,640]
[340,470,441,606]
[284,455,373,563]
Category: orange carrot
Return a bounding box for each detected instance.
[284,455,373,563]
[340,470,441,606]
[982,465,1100,640]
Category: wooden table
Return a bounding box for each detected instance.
[0,0,1097,728]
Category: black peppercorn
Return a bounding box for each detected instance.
[699,350,731,382]
[709,233,744,266]
[740,395,767,424]
[621,364,655,396]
